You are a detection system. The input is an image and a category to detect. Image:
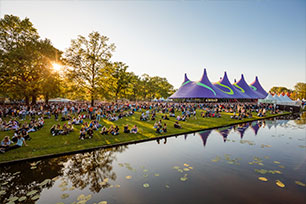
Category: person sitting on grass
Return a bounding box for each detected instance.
[163,123,167,133]
[174,121,182,129]
[124,124,130,133]
[108,125,114,134]
[162,115,169,120]
[0,135,27,153]
[53,124,63,136]
[100,126,108,135]
[21,129,31,140]
[110,125,119,135]
[79,127,86,140]
[0,136,13,153]
[131,125,138,134]
[153,122,158,129]
[87,127,94,139]
[156,124,162,133]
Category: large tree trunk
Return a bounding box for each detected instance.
[31,94,37,105]
[91,95,94,106]
[25,95,29,106]
[45,93,49,104]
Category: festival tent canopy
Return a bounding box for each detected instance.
[169,74,196,99]
[258,93,276,104]
[170,69,229,99]
[49,98,72,103]
[250,76,268,98]
[214,72,249,99]
[170,70,268,99]
[233,74,265,99]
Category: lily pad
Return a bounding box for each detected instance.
[27,190,38,196]
[18,196,26,202]
[258,177,268,182]
[143,183,150,188]
[61,193,69,199]
[31,195,40,200]
[77,194,85,201]
[173,166,180,169]
[125,176,132,179]
[177,169,184,173]
[295,181,306,187]
[8,197,18,202]
[40,179,51,186]
[275,180,285,188]
[180,177,188,181]
[154,173,160,177]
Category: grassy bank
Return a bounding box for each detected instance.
[0,111,288,163]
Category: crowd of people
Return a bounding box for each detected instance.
[0,101,280,154]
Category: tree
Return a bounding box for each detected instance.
[65,31,115,106]
[0,15,62,104]
[107,62,132,101]
[294,82,306,99]
[269,86,291,95]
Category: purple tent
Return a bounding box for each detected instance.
[169,74,196,99]
[250,76,268,98]
[233,74,265,99]
[187,69,229,98]
[170,69,229,99]
[198,130,212,147]
[214,72,250,99]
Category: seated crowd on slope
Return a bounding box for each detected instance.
[0,101,279,153]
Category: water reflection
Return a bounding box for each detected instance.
[0,113,305,204]
[0,146,127,203]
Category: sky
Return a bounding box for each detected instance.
[0,0,305,90]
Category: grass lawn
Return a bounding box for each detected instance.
[0,110,288,163]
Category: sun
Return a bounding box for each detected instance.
[52,63,62,71]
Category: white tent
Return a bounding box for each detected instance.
[258,93,276,104]
[49,98,72,103]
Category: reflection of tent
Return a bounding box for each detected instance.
[198,130,212,147]
[250,76,268,97]
[49,98,72,103]
[214,72,248,98]
[251,121,260,135]
[233,74,265,99]
[236,123,249,139]
[216,126,232,142]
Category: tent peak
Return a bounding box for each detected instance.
[184,73,190,82]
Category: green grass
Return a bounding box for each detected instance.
[0,110,288,163]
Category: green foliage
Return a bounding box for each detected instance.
[0,15,62,104]
[64,31,115,105]
[269,86,292,95]
[294,82,306,100]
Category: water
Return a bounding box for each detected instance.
[1,114,306,204]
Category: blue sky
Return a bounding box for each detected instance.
[0,0,305,90]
